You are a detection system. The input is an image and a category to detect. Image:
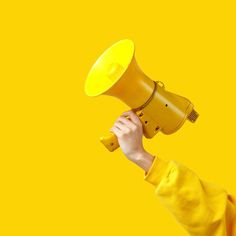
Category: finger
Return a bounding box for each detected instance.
[110,126,122,137]
[121,110,142,126]
[117,116,137,130]
[114,121,130,132]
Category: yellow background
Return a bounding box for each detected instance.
[1,1,236,235]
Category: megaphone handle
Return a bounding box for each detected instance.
[100,132,119,152]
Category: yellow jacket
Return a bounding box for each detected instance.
[144,156,236,236]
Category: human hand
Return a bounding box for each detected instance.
[110,110,154,171]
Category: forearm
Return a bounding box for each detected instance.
[127,150,154,173]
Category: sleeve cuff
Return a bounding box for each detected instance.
[144,155,169,186]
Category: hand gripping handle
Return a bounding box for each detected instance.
[100,115,132,152]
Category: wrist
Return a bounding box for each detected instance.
[130,150,155,172]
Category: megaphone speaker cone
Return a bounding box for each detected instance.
[84,39,135,97]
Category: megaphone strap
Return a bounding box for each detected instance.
[133,80,163,112]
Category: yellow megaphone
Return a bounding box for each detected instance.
[84,39,199,152]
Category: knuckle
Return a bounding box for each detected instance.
[126,128,132,134]
[122,130,128,135]
[137,121,142,127]
[121,129,128,135]
[126,129,132,134]
[130,127,136,132]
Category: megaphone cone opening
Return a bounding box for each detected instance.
[84,39,135,97]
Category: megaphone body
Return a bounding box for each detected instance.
[85,39,198,152]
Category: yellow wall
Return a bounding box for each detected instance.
[1,1,236,235]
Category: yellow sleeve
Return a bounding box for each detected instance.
[144,156,236,236]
